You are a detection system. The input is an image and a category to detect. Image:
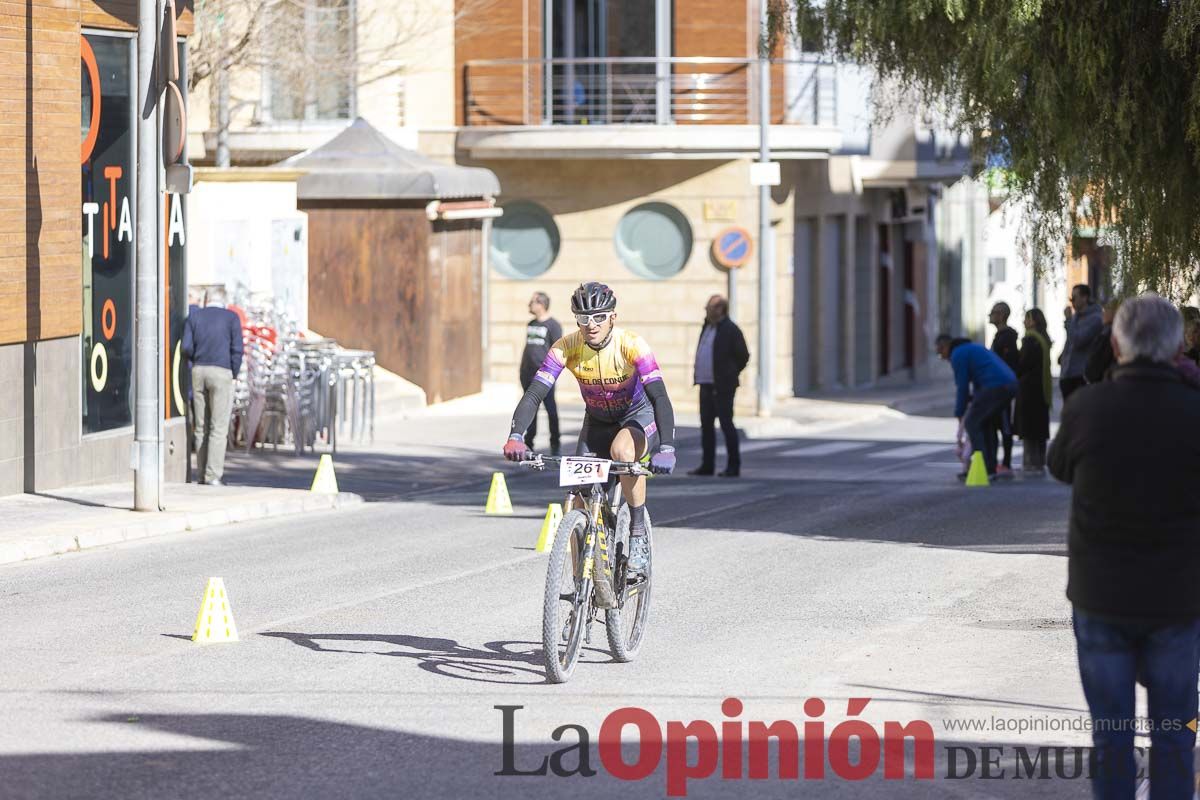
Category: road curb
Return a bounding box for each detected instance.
[0,492,365,567]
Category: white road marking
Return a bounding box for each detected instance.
[738,441,789,453]
[780,441,873,457]
[867,443,951,460]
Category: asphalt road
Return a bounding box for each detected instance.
[1,408,1101,799]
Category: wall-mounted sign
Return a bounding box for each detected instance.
[711,226,753,269]
[749,161,781,187]
[702,199,737,221]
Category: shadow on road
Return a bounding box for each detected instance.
[260,632,613,685]
[0,711,1104,798]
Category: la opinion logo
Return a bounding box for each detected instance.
[81,35,185,399]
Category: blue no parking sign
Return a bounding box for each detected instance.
[712,226,753,269]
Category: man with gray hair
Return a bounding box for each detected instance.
[182,286,243,485]
[1049,292,1200,798]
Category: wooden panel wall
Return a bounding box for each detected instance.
[429,221,482,401]
[0,0,82,345]
[305,205,484,403]
[81,0,194,35]
[455,0,541,126]
[305,205,432,392]
[675,0,785,124]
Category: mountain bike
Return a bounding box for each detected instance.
[520,453,653,684]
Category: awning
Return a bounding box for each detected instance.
[288,118,501,201]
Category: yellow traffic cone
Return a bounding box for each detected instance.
[485,472,513,514]
[965,451,990,487]
[535,503,564,553]
[192,577,239,643]
[310,454,338,494]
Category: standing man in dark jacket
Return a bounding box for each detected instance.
[1060,283,1103,401]
[987,302,1020,475]
[1083,299,1119,384]
[182,286,243,486]
[1049,293,1200,799]
[519,292,562,455]
[689,295,750,477]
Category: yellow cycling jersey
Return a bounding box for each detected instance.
[533,327,664,422]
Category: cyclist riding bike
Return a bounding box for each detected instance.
[502,281,677,577]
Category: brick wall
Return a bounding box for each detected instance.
[0,0,82,345]
[0,0,193,347]
[455,0,541,126]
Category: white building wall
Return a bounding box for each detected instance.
[186,176,309,329]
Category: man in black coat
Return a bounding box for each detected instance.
[1048,293,1200,799]
[988,302,1020,474]
[689,295,750,477]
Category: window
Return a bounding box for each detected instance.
[264,0,355,122]
[491,201,561,279]
[546,0,666,124]
[614,202,693,279]
[988,256,1007,288]
[82,33,135,433]
[82,33,189,433]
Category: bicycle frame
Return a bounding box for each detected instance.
[524,455,648,602]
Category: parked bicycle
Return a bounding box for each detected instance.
[520,453,654,683]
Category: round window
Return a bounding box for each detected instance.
[490,201,560,279]
[614,202,693,280]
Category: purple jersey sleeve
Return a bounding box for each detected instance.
[533,345,566,388]
[628,335,664,385]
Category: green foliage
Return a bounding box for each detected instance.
[773,1,1200,296]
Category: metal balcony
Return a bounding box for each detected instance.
[459,56,843,159]
[463,56,838,128]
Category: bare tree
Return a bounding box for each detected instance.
[189,0,507,167]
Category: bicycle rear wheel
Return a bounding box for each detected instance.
[606,505,652,662]
[543,509,591,683]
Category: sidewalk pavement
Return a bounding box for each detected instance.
[0,483,363,567]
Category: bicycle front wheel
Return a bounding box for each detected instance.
[543,509,591,684]
[606,505,652,662]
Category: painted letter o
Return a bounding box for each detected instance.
[101,298,116,340]
[90,342,108,392]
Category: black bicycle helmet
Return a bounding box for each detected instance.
[570,282,616,314]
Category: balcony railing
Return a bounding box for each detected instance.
[463,56,838,128]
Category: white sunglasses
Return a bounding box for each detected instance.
[575,312,613,326]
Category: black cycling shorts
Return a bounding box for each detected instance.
[576,407,659,461]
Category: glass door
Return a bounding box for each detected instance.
[547,0,660,124]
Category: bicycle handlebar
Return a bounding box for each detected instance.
[519,453,652,476]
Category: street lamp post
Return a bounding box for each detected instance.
[134,0,162,510]
[756,27,774,416]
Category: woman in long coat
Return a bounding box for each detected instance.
[1016,308,1052,472]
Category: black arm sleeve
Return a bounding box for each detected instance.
[644,380,675,449]
[733,326,750,372]
[509,380,552,440]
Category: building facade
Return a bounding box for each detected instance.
[1,1,190,496]
[186,0,988,413]
[456,0,976,410]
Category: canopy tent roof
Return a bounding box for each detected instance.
[289,118,500,201]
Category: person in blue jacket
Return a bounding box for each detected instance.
[936,334,1019,478]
